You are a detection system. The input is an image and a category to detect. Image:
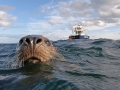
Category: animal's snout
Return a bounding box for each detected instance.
[35,38,42,44]
[19,36,42,46]
[17,35,57,63]
[19,38,32,46]
[25,38,31,45]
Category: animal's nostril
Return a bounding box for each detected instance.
[19,39,23,46]
[25,38,30,44]
[36,39,42,44]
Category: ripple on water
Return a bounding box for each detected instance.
[0,39,120,90]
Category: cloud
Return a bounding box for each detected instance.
[26,20,53,35]
[27,20,51,29]
[97,20,106,27]
[47,15,76,26]
[90,0,120,24]
[40,1,58,13]
[48,0,120,27]
[117,19,120,25]
[0,11,17,29]
[47,15,65,25]
[82,21,94,26]
[0,5,15,11]
[44,29,71,41]
[58,7,72,17]
[87,23,115,31]
[70,0,91,11]
[112,6,120,17]
[26,0,120,41]
[57,1,91,18]
[81,19,106,27]
[48,20,60,25]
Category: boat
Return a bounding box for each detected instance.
[69,24,90,40]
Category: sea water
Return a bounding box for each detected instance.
[0,39,120,90]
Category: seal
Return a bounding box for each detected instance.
[16,35,57,64]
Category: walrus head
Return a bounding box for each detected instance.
[16,35,57,64]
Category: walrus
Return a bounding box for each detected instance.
[16,35,57,64]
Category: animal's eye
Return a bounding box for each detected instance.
[19,38,23,46]
[45,40,51,46]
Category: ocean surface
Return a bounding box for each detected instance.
[0,39,120,90]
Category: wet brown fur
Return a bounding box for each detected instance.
[16,35,57,64]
